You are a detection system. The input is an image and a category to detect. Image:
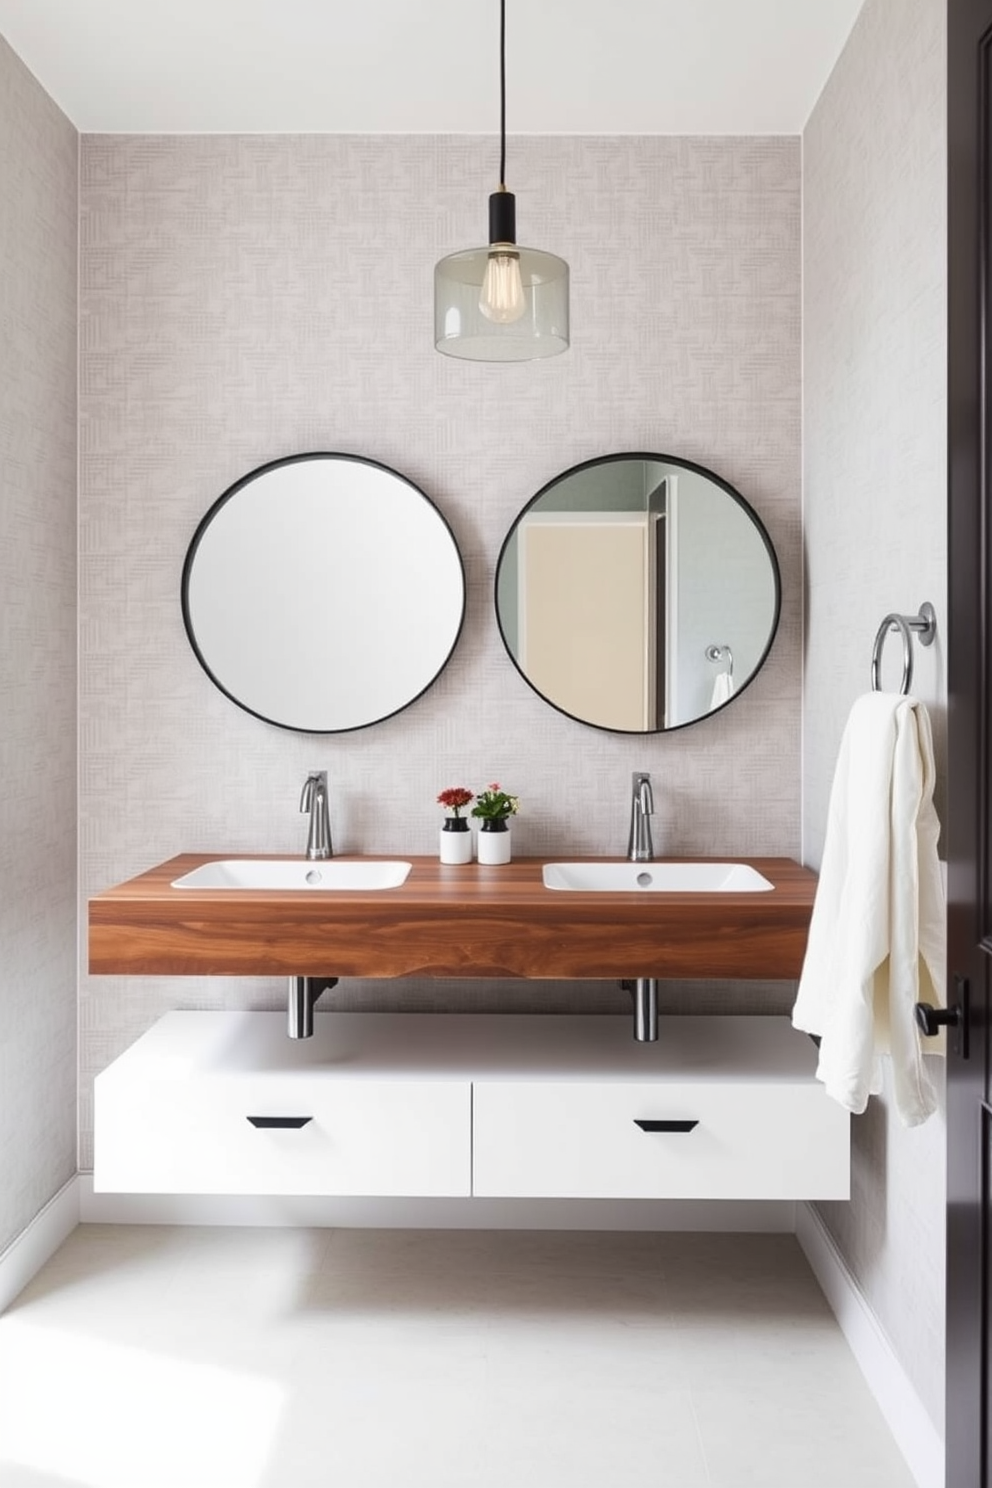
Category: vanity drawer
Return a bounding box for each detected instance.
[95,1076,471,1197]
[472,1080,849,1200]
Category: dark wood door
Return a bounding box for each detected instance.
[947,2,992,1482]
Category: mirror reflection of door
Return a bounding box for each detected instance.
[518,510,662,731]
[495,454,780,734]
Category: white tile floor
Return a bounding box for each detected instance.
[0,1226,916,1488]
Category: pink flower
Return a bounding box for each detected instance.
[471,784,520,822]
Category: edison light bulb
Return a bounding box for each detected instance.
[479,249,526,323]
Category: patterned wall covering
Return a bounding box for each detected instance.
[79,133,802,1165]
[0,36,78,1252]
[803,0,947,1433]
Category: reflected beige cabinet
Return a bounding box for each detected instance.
[518,511,663,731]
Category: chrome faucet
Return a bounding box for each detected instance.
[627,772,655,862]
[300,771,332,860]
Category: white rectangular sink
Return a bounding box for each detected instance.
[172,859,412,891]
[542,862,774,893]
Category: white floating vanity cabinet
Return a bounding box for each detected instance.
[94,1012,850,1201]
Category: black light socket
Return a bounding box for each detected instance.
[488,190,517,246]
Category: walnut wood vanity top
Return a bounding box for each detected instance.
[88,854,816,981]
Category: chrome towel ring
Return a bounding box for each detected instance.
[705,643,734,678]
[870,602,937,695]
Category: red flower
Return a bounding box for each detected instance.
[437,787,475,817]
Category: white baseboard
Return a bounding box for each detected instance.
[796,1203,944,1488]
[0,1177,80,1314]
[78,1176,795,1232]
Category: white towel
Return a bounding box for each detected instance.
[791,692,945,1126]
[710,671,735,710]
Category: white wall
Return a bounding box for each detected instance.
[0,36,78,1251]
[803,0,947,1433]
[78,134,803,1166]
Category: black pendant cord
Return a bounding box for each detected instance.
[499,0,507,187]
[488,0,516,245]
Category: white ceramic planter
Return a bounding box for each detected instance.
[439,821,473,864]
[477,824,511,865]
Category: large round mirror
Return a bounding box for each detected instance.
[182,453,465,733]
[495,453,780,733]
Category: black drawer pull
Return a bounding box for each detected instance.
[634,1119,698,1133]
[246,1116,313,1129]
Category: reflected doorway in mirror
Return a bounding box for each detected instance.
[494,452,780,734]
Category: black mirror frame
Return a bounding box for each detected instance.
[493,450,782,735]
[181,451,467,735]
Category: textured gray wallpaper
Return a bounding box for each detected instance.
[0,36,78,1252]
[803,0,947,1434]
[79,133,802,1165]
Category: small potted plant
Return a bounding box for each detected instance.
[436,787,474,864]
[471,783,519,865]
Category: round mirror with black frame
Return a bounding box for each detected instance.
[182,452,466,734]
[495,452,781,734]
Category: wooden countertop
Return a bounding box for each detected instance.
[88,854,817,981]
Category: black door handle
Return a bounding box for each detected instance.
[916,976,969,1060]
[246,1116,313,1129]
[914,1003,961,1036]
[634,1119,698,1133]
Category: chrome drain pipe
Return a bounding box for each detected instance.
[288,975,339,1038]
[625,977,659,1043]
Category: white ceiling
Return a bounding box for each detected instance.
[0,0,866,135]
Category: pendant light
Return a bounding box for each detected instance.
[434,0,569,361]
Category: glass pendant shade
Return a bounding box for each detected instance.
[434,244,569,361]
[433,4,568,363]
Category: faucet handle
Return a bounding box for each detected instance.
[300,771,332,860]
[300,770,326,812]
[628,772,655,862]
[632,771,654,810]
